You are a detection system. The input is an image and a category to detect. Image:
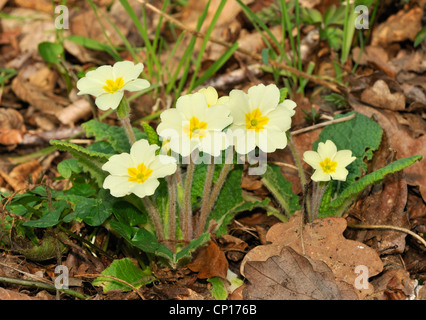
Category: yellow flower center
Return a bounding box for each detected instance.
[319,158,337,174]
[245,108,269,132]
[103,77,125,94]
[183,116,208,139]
[127,163,153,183]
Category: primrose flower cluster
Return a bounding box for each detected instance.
[76,61,356,200]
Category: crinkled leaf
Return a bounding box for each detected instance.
[82,119,146,153]
[57,158,82,179]
[93,258,152,292]
[261,164,300,216]
[325,155,423,216]
[50,140,109,187]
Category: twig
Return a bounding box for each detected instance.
[0,276,91,300]
[347,223,426,248]
[291,112,356,136]
[137,0,342,93]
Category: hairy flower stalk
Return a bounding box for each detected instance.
[166,174,177,252]
[182,155,196,243]
[196,155,215,237]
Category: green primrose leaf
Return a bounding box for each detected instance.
[82,119,146,153]
[208,277,228,300]
[325,155,423,217]
[50,140,109,187]
[93,258,153,292]
[57,158,82,179]
[261,164,300,216]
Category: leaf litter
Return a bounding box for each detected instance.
[0,0,425,301]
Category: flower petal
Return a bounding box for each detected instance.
[113,61,144,83]
[330,167,349,181]
[149,156,177,179]
[103,175,131,197]
[130,139,159,165]
[278,99,297,117]
[128,178,159,198]
[198,86,219,106]
[311,169,331,182]
[317,140,337,160]
[258,129,287,153]
[76,76,105,97]
[303,151,322,170]
[122,78,150,92]
[247,84,280,114]
[333,150,356,167]
[95,91,124,110]
[264,104,292,132]
[227,89,250,125]
[102,153,135,176]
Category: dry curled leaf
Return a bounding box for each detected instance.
[0,108,26,146]
[0,160,43,191]
[371,7,423,47]
[241,214,383,299]
[243,246,358,300]
[187,241,228,279]
[360,79,405,111]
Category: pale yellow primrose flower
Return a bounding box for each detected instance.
[156,92,233,157]
[198,86,229,107]
[226,83,296,154]
[102,139,177,198]
[303,140,356,182]
[76,61,150,111]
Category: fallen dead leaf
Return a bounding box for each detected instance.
[243,246,358,300]
[241,214,383,299]
[187,240,228,279]
[345,132,411,254]
[0,288,41,300]
[352,46,396,79]
[371,6,423,47]
[0,160,43,191]
[360,79,405,111]
[349,96,426,201]
[11,74,65,117]
[370,268,417,300]
[0,108,26,146]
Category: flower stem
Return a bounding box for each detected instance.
[287,133,311,219]
[205,148,234,217]
[182,155,196,243]
[167,174,177,252]
[120,117,136,146]
[196,155,215,237]
[310,181,328,221]
[117,97,136,145]
[142,197,165,242]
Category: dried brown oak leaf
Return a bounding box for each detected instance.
[360,79,405,111]
[187,240,228,279]
[243,246,357,300]
[241,214,383,299]
[0,108,26,146]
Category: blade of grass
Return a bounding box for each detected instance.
[167,1,211,96]
[188,0,227,92]
[192,42,239,89]
[86,0,121,60]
